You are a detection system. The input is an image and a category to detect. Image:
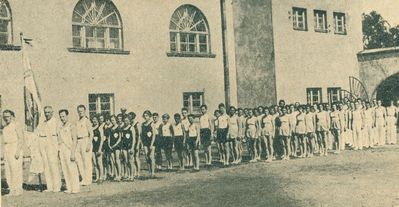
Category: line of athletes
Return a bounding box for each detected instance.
[2,98,398,196]
[91,98,399,184]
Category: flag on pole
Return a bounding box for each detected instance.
[21,34,44,174]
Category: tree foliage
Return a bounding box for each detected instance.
[362,11,399,49]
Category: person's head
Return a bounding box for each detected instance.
[264,108,270,116]
[310,105,316,113]
[238,108,244,116]
[287,107,292,114]
[258,106,264,114]
[377,100,382,107]
[298,106,304,113]
[181,107,188,118]
[332,104,337,111]
[243,108,249,117]
[366,102,371,109]
[290,104,295,112]
[278,99,286,107]
[200,105,208,115]
[44,106,53,121]
[218,103,226,114]
[92,115,99,126]
[174,113,181,124]
[295,102,300,109]
[162,113,170,124]
[355,102,360,110]
[253,108,260,116]
[143,110,152,121]
[281,107,287,115]
[389,100,394,107]
[98,114,105,124]
[105,115,111,125]
[120,107,127,114]
[247,109,254,117]
[3,110,15,125]
[152,113,159,122]
[117,114,123,125]
[229,106,237,116]
[128,112,136,123]
[110,115,117,126]
[305,105,310,113]
[317,104,323,111]
[188,114,195,123]
[123,115,130,126]
[77,105,86,118]
[59,109,69,124]
[270,108,275,115]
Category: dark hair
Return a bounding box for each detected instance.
[230,106,237,111]
[77,104,86,110]
[162,113,170,119]
[174,113,181,119]
[200,104,208,109]
[128,112,136,120]
[58,109,69,115]
[3,109,15,117]
[181,107,188,112]
[152,112,159,117]
[143,110,152,117]
[218,103,225,108]
[237,108,243,111]
[278,100,285,105]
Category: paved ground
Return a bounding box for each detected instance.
[2,145,399,207]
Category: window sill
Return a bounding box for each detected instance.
[166,52,216,58]
[0,44,22,51]
[67,47,130,55]
[334,32,347,35]
[293,27,308,32]
[315,29,328,33]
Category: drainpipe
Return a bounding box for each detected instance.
[220,0,231,109]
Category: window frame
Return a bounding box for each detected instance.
[88,93,115,119]
[313,10,328,33]
[292,7,308,31]
[70,0,128,54]
[0,0,19,51]
[306,88,322,105]
[167,4,215,58]
[327,87,342,104]
[333,12,347,35]
[183,91,205,115]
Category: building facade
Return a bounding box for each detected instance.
[0,0,238,123]
[233,0,364,107]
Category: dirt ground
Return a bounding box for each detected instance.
[2,145,399,207]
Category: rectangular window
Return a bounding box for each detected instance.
[183,92,205,115]
[307,88,322,105]
[199,34,208,53]
[334,12,346,34]
[0,19,9,45]
[170,32,177,52]
[88,93,115,119]
[327,87,341,104]
[72,25,82,48]
[109,28,120,49]
[292,7,307,31]
[314,10,327,32]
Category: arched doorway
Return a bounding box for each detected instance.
[376,73,399,106]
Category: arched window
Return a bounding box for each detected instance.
[72,0,123,49]
[0,0,12,45]
[169,5,210,54]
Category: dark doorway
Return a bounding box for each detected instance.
[376,73,399,106]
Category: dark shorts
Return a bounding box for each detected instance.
[142,137,153,147]
[174,136,185,152]
[92,140,103,152]
[200,128,212,147]
[121,139,133,151]
[155,135,163,148]
[162,136,174,150]
[187,137,200,151]
[217,128,228,143]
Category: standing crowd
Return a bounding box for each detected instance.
[1,98,398,195]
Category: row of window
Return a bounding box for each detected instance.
[307,87,342,105]
[89,92,204,119]
[292,7,346,35]
[0,0,212,56]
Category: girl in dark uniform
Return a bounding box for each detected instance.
[92,116,104,183]
[141,110,156,177]
[108,115,122,181]
[103,116,113,180]
[129,112,140,179]
[121,116,134,181]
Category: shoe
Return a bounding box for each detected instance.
[64,190,72,194]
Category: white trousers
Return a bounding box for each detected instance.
[4,142,23,194]
[386,117,397,144]
[59,145,80,193]
[376,125,386,145]
[363,124,373,148]
[352,124,362,150]
[76,138,92,185]
[39,137,61,191]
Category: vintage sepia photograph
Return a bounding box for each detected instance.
[1,0,399,206]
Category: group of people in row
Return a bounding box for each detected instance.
[1,98,398,196]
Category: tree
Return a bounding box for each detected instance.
[362,11,397,49]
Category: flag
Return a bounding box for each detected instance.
[22,36,44,174]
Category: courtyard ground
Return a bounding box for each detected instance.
[2,145,399,207]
